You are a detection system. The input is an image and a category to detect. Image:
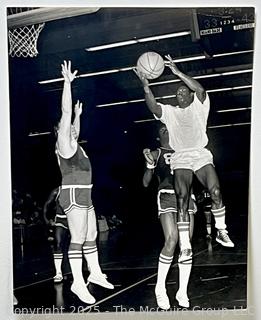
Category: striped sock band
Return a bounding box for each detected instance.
[68,250,82,259]
[68,250,84,283]
[82,245,98,255]
[82,245,102,275]
[156,254,173,290]
[53,253,63,259]
[159,253,173,265]
[211,206,227,230]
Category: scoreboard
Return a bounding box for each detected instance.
[192,7,255,38]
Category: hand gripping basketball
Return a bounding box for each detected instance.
[133,68,149,87]
[143,148,156,169]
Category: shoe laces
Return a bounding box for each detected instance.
[219,230,230,240]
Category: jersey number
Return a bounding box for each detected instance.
[163,153,172,165]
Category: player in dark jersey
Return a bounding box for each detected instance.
[55,61,113,304]
[143,123,196,309]
[43,187,70,283]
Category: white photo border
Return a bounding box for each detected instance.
[1,0,260,319]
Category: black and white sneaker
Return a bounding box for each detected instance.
[216,230,234,247]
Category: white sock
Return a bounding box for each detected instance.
[156,254,173,291]
[212,206,227,230]
[177,222,191,250]
[68,250,85,284]
[178,258,192,297]
[53,253,63,274]
[82,245,103,276]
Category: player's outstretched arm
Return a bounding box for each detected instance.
[165,54,206,103]
[133,68,162,118]
[58,61,78,141]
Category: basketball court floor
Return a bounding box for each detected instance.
[13,208,247,314]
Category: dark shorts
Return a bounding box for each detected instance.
[157,189,197,216]
[58,184,93,214]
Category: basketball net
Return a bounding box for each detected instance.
[8,23,45,58]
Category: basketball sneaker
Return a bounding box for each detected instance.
[155,287,170,310]
[178,249,193,263]
[176,290,189,308]
[87,273,114,289]
[53,272,63,283]
[71,282,96,304]
[216,230,234,247]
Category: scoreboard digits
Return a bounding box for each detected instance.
[194,7,255,37]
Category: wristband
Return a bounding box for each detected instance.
[146,162,156,169]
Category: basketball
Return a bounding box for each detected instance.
[136,51,165,79]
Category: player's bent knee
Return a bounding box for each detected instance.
[209,186,222,200]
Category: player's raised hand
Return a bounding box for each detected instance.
[133,67,149,87]
[61,60,78,83]
[143,148,155,165]
[74,100,82,116]
[164,54,180,75]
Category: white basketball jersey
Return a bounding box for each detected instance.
[156,93,210,152]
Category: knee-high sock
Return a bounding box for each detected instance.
[53,252,63,274]
[82,245,102,275]
[177,222,191,250]
[178,258,192,297]
[68,250,85,284]
[211,206,227,230]
[156,253,173,291]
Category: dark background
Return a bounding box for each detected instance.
[8,7,253,226]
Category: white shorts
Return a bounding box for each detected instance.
[170,148,214,172]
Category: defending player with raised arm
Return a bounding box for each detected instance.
[43,187,69,283]
[56,61,114,305]
[135,54,233,269]
[142,123,196,309]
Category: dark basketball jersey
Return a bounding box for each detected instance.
[56,144,92,185]
[154,147,175,191]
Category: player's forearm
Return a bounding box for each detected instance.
[143,169,154,187]
[144,86,162,117]
[43,207,49,223]
[61,81,73,114]
[73,114,80,137]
